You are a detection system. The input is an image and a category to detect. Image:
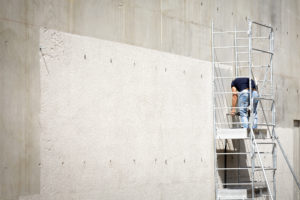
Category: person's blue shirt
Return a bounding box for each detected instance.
[231,77,256,92]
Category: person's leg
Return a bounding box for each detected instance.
[239,92,249,128]
[252,90,259,129]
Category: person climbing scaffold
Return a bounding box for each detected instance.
[230,77,258,129]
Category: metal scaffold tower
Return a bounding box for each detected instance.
[211,20,299,200]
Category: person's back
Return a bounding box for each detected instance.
[231,77,256,92]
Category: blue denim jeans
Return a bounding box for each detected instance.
[238,90,258,128]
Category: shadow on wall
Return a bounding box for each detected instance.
[217,140,251,189]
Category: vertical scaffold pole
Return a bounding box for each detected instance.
[248,20,255,200]
[211,21,218,200]
[234,26,238,77]
[270,27,277,200]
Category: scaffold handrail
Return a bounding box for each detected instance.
[252,21,273,30]
[252,48,274,55]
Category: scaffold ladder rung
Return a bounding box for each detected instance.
[215,61,248,64]
[214,45,248,49]
[213,30,248,34]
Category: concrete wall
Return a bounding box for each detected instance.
[276,128,296,199]
[0,0,300,199]
[0,11,40,200]
[39,28,213,199]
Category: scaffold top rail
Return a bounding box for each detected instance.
[213,30,248,34]
[252,21,273,30]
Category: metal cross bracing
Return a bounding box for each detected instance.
[212,20,300,200]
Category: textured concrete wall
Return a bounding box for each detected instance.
[0,0,300,199]
[276,128,295,199]
[1,0,298,127]
[0,12,40,200]
[39,28,213,200]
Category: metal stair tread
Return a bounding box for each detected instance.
[216,128,268,139]
[217,188,247,199]
[216,128,248,139]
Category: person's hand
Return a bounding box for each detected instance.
[231,109,236,116]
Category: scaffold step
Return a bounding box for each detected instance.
[217,188,247,199]
[216,128,268,139]
[216,128,248,139]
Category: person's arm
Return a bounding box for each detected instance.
[231,86,238,116]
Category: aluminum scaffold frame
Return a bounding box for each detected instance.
[212,20,276,200]
[212,19,300,200]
